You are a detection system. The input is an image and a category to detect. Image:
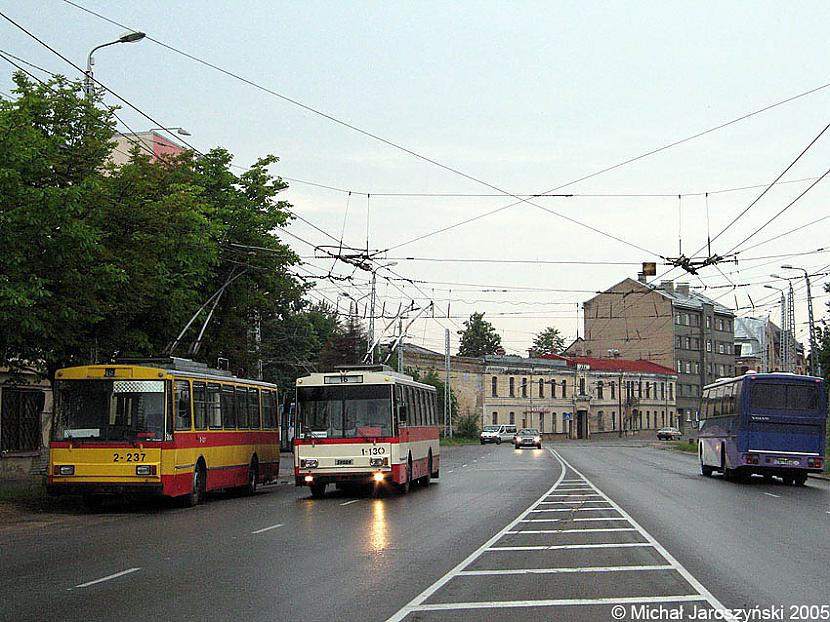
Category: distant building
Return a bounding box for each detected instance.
[580,276,736,431]
[109,131,186,166]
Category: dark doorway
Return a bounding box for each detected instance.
[576,411,587,439]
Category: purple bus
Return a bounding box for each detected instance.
[698,373,826,485]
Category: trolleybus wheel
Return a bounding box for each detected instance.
[309,482,326,499]
[422,451,433,487]
[793,473,808,486]
[399,457,412,495]
[183,463,206,507]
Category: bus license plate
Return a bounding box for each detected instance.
[776,458,799,465]
[335,459,353,465]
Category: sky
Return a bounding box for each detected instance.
[2,1,830,357]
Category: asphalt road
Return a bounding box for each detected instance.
[1,443,828,622]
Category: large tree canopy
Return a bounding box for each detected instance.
[0,73,305,380]
[457,312,501,357]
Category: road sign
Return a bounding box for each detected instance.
[563,412,572,421]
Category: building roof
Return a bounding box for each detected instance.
[540,353,676,376]
[586,277,734,315]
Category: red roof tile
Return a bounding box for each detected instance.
[539,354,675,375]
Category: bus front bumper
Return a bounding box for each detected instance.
[295,470,391,487]
[46,480,164,497]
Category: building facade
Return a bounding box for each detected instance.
[0,367,52,480]
[581,277,735,431]
[109,131,186,166]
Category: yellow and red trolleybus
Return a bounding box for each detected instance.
[294,365,440,498]
[47,358,279,507]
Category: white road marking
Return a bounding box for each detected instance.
[462,464,468,468]
[539,500,611,505]
[546,493,602,497]
[411,594,706,613]
[520,517,629,523]
[340,499,359,506]
[763,492,780,498]
[531,507,620,512]
[506,528,637,534]
[552,450,730,615]
[459,564,673,576]
[384,451,566,622]
[251,523,284,534]
[75,568,141,588]
[490,542,652,552]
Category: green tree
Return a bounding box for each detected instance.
[532,326,565,356]
[457,312,501,357]
[318,312,369,370]
[0,73,306,380]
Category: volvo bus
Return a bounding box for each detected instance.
[698,373,826,485]
[294,365,440,498]
[48,358,280,507]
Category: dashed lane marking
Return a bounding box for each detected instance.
[458,564,673,577]
[251,523,284,534]
[763,492,780,498]
[505,528,638,535]
[411,594,707,613]
[489,543,653,552]
[340,499,359,506]
[74,568,141,589]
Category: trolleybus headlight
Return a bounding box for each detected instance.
[369,457,388,467]
[301,459,318,469]
[56,465,74,476]
[372,472,385,482]
[304,475,314,483]
[135,465,156,476]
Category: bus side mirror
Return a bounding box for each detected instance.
[398,405,408,423]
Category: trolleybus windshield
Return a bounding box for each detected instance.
[53,379,166,441]
[297,385,392,439]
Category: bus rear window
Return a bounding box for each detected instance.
[749,382,819,412]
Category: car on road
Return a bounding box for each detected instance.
[656,426,682,441]
[513,428,542,449]
[480,424,517,444]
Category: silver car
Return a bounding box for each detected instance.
[513,428,542,449]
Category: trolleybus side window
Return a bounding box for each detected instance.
[175,380,192,431]
[207,383,222,429]
[405,386,415,426]
[248,388,261,429]
[236,387,249,429]
[193,382,208,430]
[222,385,236,429]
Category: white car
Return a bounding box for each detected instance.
[480,424,517,445]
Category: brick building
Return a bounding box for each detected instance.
[580,276,735,431]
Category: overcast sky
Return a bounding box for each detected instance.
[3,1,829,356]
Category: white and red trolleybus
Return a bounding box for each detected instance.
[294,365,440,498]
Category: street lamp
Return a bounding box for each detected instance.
[781,265,821,376]
[149,126,192,136]
[84,31,146,99]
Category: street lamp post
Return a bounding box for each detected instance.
[84,31,146,99]
[781,265,821,377]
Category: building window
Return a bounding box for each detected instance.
[509,411,515,424]
[675,313,682,325]
[645,382,651,399]
[521,378,527,398]
[706,340,712,352]
[694,361,700,374]
[579,377,586,395]
[492,411,498,425]
[491,376,498,397]
[509,377,515,397]
[646,411,650,428]
[0,388,45,453]
[685,361,691,374]
[676,335,682,348]
[539,413,545,433]
[668,383,674,400]
[562,380,567,397]
[597,381,604,399]
[610,382,616,399]
[719,343,725,354]
[684,337,691,349]
[638,381,642,398]
[706,316,711,329]
[550,380,556,399]
[676,360,683,373]
[552,413,557,433]
[611,411,616,430]
[539,378,544,398]
[660,382,665,399]
[597,411,605,431]
[717,318,724,331]
[522,416,527,428]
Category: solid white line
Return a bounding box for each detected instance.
[520,517,629,523]
[412,594,706,612]
[506,528,637,534]
[458,564,674,576]
[561,479,583,482]
[552,450,731,615]
[539,500,611,505]
[531,507,619,513]
[251,523,284,534]
[384,449,567,622]
[573,517,629,521]
[546,493,602,497]
[75,568,141,588]
[763,492,780,498]
[340,499,359,506]
[489,543,652,552]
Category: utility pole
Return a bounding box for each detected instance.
[369,269,377,364]
[397,318,404,372]
[444,329,452,438]
[782,265,821,376]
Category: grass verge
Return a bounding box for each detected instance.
[665,440,698,454]
[440,436,480,446]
